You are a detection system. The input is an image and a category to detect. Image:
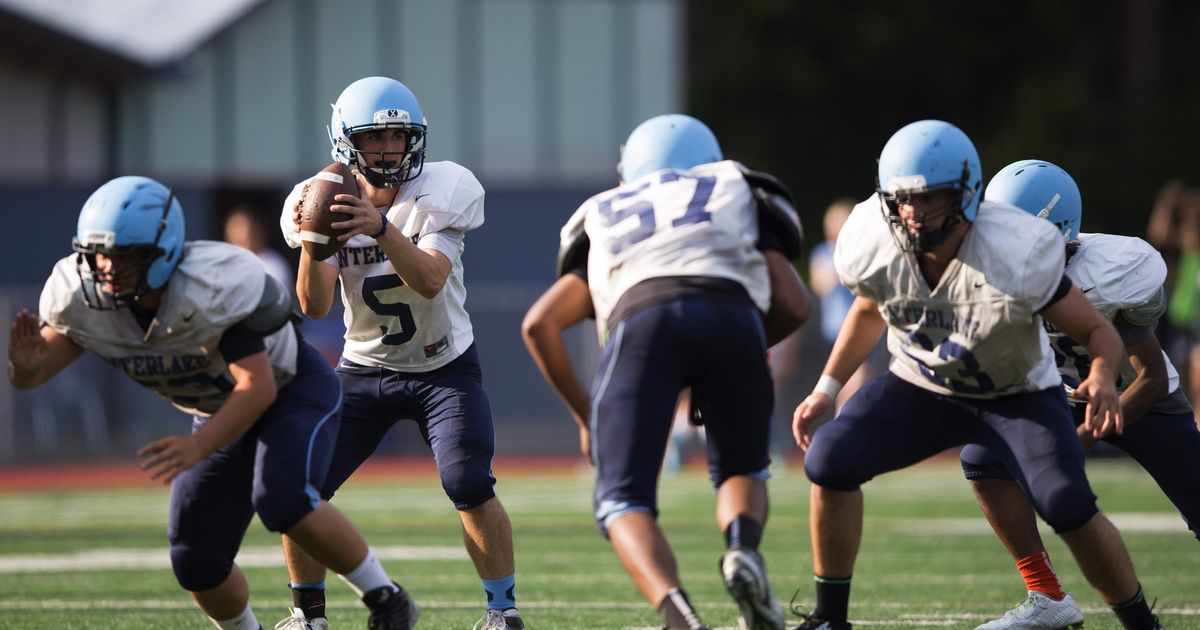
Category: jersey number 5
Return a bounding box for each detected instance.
[363,274,417,345]
[906,331,996,394]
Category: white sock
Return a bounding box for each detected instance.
[337,547,394,597]
[210,603,259,629]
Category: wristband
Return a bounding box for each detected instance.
[812,374,842,400]
[373,210,389,239]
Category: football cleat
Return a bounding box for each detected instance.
[790,612,852,630]
[721,548,787,630]
[274,608,328,630]
[975,591,1084,630]
[363,582,420,630]
[473,607,525,630]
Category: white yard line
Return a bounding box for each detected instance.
[0,545,465,573]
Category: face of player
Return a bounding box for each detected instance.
[93,249,150,297]
[353,128,410,171]
[895,189,957,239]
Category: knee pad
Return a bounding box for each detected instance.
[170,542,234,592]
[1034,482,1097,533]
[253,486,318,533]
[802,439,862,491]
[960,444,1015,480]
[441,459,496,510]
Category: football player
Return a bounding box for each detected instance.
[791,121,1163,630]
[963,160,1198,630]
[7,177,416,630]
[276,76,521,630]
[522,113,810,630]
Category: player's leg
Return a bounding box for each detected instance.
[414,344,521,628]
[695,299,785,629]
[1103,409,1200,540]
[960,444,1078,630]
[975,390,1159,630]
[799,373,971,629]
[592,307,703,629]
[168,434,260,627]
[262,343,417,629]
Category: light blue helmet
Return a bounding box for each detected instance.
[619,114,722,184]
[877,119,983,219]
[985,159,1081,242]
[329,76,428,188]
[73,176,184,308]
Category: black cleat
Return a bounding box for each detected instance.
[363,582,420,630]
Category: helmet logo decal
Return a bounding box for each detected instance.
[1036,193,1062,219]
[79,229,116,248]
[374,108,411,124]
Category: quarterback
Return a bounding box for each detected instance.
[8,176,414,630]
[791,121,1163,630]
[276,76,520,630]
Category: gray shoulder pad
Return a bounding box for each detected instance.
[1121,284,1167,327]
[236,273,296,336]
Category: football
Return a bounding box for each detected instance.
[297,161,358,260]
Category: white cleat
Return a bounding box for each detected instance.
[720,548,787,630]
[976,592,1084,630]
[274,608,329,630]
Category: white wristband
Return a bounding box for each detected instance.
[812,374,842,400]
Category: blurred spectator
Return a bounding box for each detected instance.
[807,197,885,411]
[223,204,294,291]
[1147,182,1200,409]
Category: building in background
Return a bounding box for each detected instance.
[0,0,685,462]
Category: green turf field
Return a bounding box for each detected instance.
[0,458,1195,629]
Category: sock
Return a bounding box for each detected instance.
[723,515,763,551]
[658,587,705,629]
[210,603,259,630]
[337,547,394,598]
[483,573,516,610]
[1017,551,1065,599]
[814,574,852,623]
[290,581,327,620]
[1111,584,1157,630]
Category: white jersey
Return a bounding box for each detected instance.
[281,161,482,371]
[835,196,1063,398]
[562,160,770,335]
[40,241,299,417]
[1051,233,1181,402]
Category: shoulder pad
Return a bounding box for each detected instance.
[235,273,296,336]
[741,167,803,259]
[556,207,590,278]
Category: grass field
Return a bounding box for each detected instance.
[0,457,1196,629]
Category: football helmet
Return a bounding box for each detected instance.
[985,159,1081,242]
[329,76,427,188]
[618,114,722,184]
[876,120,982,252]
[72,176,184,309]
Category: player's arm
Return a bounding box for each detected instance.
[1041,283,1124,438]
[792,295,886,450]
[330,193,451,299]
[1119,333,1170,424]
[7,309,85,389]
[139,350,277,484]
[296,249,340,319]
[763,249,812,346]
[521,274,595,461]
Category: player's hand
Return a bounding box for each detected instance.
[8,309,47,375]
[1073,374,1122,439]
[577,424,593,466]
[329,193,383,241]
[138,435,205,485]
[792,393,832,453]
[290,199,303,231]
[1075,422,1099,455]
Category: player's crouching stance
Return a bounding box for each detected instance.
[791,121,1163,630]
[7,177,417,630]
[523,114,811,630]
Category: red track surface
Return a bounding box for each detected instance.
[0,455,590,492]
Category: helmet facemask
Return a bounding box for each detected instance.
[878,160,974,253]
